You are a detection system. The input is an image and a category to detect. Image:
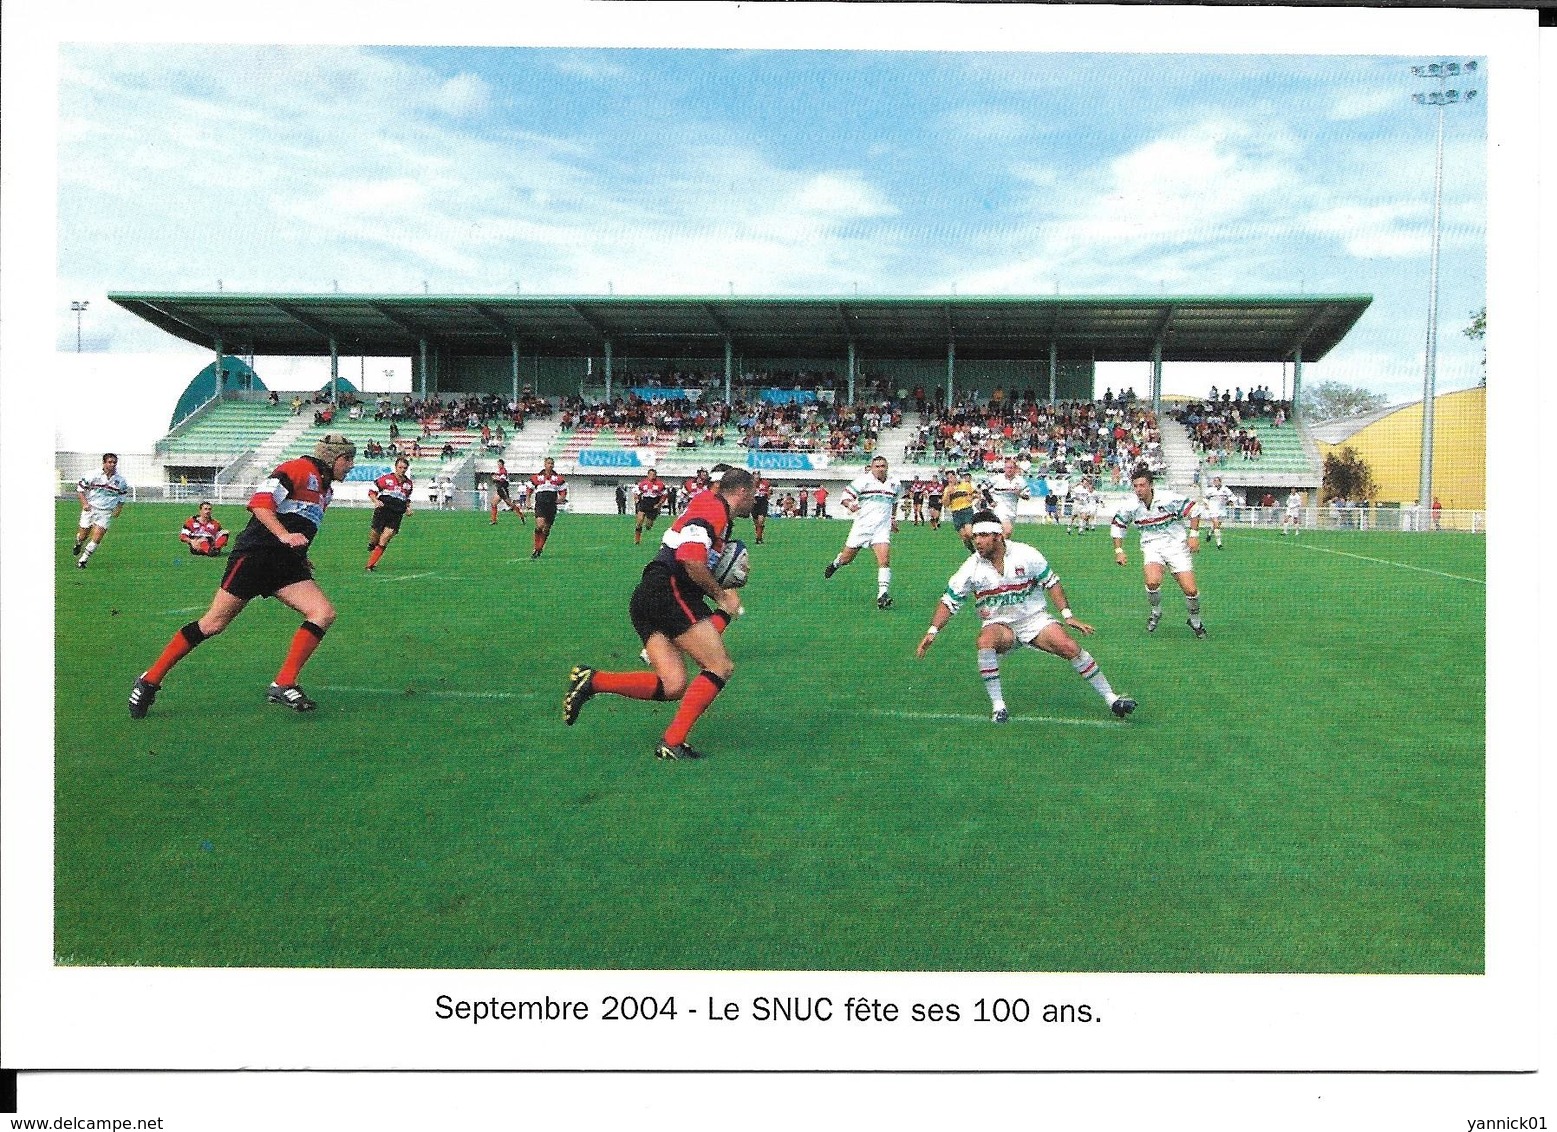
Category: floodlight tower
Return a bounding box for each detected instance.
[1410,60,1479,522]
[70,300,89,352]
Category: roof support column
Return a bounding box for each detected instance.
[511,339,520,403]
[946,337,955,408]
[847,340,857,405]
[1151,340,1162,416]
[1048,342,1057,405]
[1291,351,1304,419]
[214,337,225,395]
[604,338,613,402]
[329,336,339,404]
[724,338,733,404]
[419,338,428,401]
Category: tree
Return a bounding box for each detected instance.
[1463,306,1486,384]
[1322,446,1378,504]
[1298,381,1389,421]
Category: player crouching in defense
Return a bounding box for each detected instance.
[916,512,1136,723]
[180,501,230,555]
[128,434,356,718]
[563,468,757,761]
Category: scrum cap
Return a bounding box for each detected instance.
[313,433,356,464]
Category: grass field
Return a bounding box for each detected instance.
[54,500,1485,972]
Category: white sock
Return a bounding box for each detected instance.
[877,568,891,598]
[978,648,1003,708]
[1071,650,1115,701]
[79,540,99,563]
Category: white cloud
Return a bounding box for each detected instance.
[1329,85,1406,122]
[1302,203,1428,259]
[426,72,490,118]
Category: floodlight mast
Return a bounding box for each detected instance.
[71,300,89,352]
[1410,60,1479,523]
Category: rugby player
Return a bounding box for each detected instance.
[529,457,567,558]
[129,434,356,717]
[563,468,757,761]
[916,511,1136,723]
[1203,474,1236,549]
[179,501,229,556]
[633,468,669,545]
[366,456,413,571]
[489,458,525,524]
[823,455,903,610]
[1111,464,1206,638]
[74,453,130,568]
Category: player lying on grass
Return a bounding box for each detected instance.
[179,501,229,556]
[563,468,757,761]
[917,511,1136,724]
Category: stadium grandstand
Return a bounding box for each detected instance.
[58,290,1455,527]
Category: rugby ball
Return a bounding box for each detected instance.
[710,539,751,589]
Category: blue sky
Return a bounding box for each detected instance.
[56,43,1490,420]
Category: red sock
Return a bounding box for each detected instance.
[275,621,326,686]
[366,546,384,569]
[145,621,206,684]
[663,671,725,746]
[593,670,664,700]
[533,530,544,553]
[490,505,498,522]
[709,610,731,635]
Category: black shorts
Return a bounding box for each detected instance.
[751,497,769,518]
[637,499,663,520]
[534,495,559,522]
[220,545,313,601]
[494,483,511,502]
[629,563,712,644]
[927,496,943,512]
[371,505,406,534]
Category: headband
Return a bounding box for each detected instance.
[971,521,1003,535]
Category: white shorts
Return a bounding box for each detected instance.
[845,512,893,549]
[79,507,116,531]
[1204,506,1226,521]
[1142,540,1193,575]
[991,608,1060,646]
[992,502,1018,528]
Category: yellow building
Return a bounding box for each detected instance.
[1311,386,1484,511]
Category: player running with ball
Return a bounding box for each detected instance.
[916,511,1136,723]
[563,468,757,761]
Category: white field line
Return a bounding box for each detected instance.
[863,708,1120,728]
[1285,542,1485,585]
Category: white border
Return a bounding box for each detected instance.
[2,2,1546,1125]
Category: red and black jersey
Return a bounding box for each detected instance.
[180,515,228,543]
[754,478,772,500]
[652,489,732,582]
[635,475,667,502]
[370,471,413,513]
[234,456,335,554]
[531,470,567,500]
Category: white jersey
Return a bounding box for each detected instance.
[1286,492,1303,513]
[941,540,1060,628]
[1112,490,1196,551]
[1204,483,1236,518]
[78,471,130,512]
[985,472,1029,521]
[841,471,902,527]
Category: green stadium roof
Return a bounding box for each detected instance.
[108,292,1372,364]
